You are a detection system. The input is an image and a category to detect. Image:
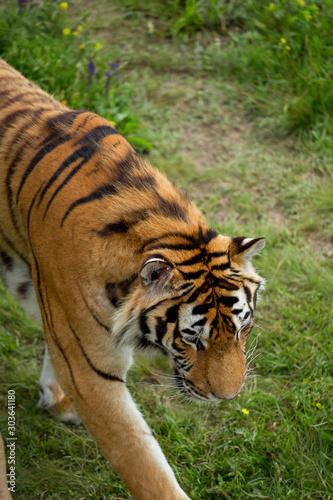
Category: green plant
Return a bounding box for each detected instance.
[0,0,152,151]
[205,0,333,140]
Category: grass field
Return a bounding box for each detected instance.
[0,1,332,499]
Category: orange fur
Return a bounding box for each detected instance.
[0,58,265,499]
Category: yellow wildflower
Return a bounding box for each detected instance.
[60,2,68,10]
[316,403,322,409]
[242,408,250,415]
[61,99,68,105]
[72,31,78,36]
[280,38,286,44]
[286,46,291,51]
[77,25,83,32]
[296,0,305,7]
[79,44,85,50]
[109,121,116,127]
[62,28,71,36]
[94,43,103,50]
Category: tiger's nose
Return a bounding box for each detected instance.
[208,391,240,402]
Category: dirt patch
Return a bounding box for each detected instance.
[306,233,333,260]
[180,121,252,173]
[268,208,290,227]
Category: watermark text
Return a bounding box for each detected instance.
[7,390,16,493]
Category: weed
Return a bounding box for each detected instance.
[0,0,151,151]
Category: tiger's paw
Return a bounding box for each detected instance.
[38,383,81,425]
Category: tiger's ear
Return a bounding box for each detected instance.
[231,237,265,260]
[140,257,173,288]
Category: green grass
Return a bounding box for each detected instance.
[0,0,333,499]
[118,0,333,143]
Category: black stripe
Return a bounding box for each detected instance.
[215,279,239,291]
[155,317,168,344]
[244,286,252,303]
[179,253,203,266]
[182,328,197,335]
[39,132,58,146]
[170,286,196,301]
[185,285,206,304]
[192,303,213,315]
[141,233,198,252]
[0,109,30,137]
[152,191,188,223]
[185,379,207,396]
[171,324,186,354]
[118,274,138,293]
[180,269,205,280]
[43,291,83,400]
[200,227,219,244]
[4,109,50,163]
[245,278,261,285]
[253,288,259,309]
[61,184,118,226]
[46,111,85,134]
[165,304,180,323]
[43,157,89,218]
[0,226,29,266]
[141,227,218,254]
[147,242,199,252]
[0,89,12,99]
[0,250,13,271]
[40,113,92,148]
[69,325,125,382]
[192,318,206,327]
[26,186,83,399]
[6,129,41,245]
[80,291,111,333]
[139,310,150,336]
[179,282,195,291]
[106,282,120,308]
[0,91,48,109]
[210,264,230,271]
[209,251,228,258]
[76,124,120,145]
[16,134,70,203]
[96,210,151,236]
[218,295,239,308]
[38,144,94,208]
[97,221,131,235]
[17,280,31,298]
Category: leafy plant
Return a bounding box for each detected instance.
[0,0,152,151]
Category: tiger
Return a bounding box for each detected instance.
[0,57,265,500]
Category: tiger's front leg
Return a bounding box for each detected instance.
[41,290,190,500]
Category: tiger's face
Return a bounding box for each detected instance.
[133,232,265,402]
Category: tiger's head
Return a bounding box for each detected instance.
[117,230,265,402]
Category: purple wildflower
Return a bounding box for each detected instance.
[105,71,112,100]
[87,58,95,86]
[107,60,121,83]
[104,60,121,100]
[110,59,120,71]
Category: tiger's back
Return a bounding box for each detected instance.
[0,58,265,500]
